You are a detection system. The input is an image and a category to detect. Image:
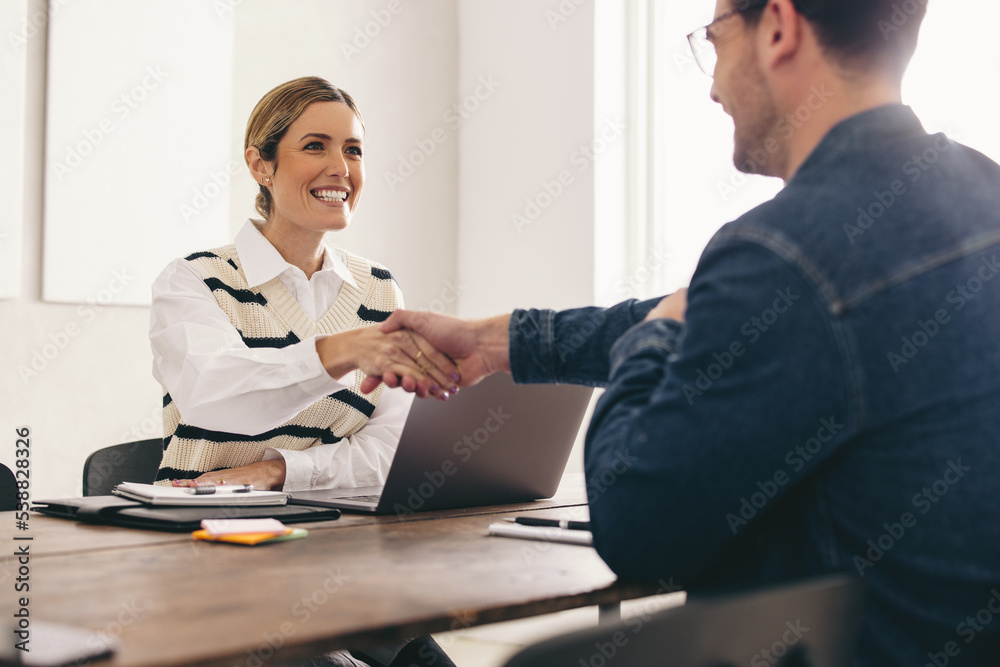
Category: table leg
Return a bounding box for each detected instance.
[598,602,621,625]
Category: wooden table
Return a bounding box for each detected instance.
[3,477,664,666]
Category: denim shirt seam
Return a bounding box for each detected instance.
[707,227,867,434]
[839,230,1000,310]
[539,308,559,382]
[709,226,846,315]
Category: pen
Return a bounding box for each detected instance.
[514,517,591,531]
[185,484,254,494]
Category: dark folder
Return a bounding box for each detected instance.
[31,495,340,532]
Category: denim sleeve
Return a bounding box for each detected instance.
[508,298,661,387]
[584,236,853,585]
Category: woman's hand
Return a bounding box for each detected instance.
[316,326,459,400]
[171,459,287,491]
[369,310,511,393]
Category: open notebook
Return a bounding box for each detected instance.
[112,482,288,506]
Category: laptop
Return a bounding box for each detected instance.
[290,372,593,515]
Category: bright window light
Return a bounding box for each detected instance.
[903,1,1000,163]
[651,3,995,293]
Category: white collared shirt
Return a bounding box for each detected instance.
[149,219,412,491]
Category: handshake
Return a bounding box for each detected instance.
[318,289,686,400]
[316,310,513,401]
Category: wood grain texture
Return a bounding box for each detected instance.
[15,474,591,558]
[6,475,664,666]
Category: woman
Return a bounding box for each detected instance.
[150,76,457,492]
[149,77,459,667]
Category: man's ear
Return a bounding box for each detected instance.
[757,0,805,71]
[246,145,272,185]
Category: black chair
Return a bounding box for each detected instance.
[503,573,865,667]
[82,439,163,496]
[0,463,18,511]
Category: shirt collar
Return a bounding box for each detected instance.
[793,104,924,183]
[234,219,359,290]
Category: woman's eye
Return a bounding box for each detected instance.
[305,141,323,150]
[346,146,363,156]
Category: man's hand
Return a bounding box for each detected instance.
[317,326,459,400]
[360,310,512,395]
[645,288,688,323]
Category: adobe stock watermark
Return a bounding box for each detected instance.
[213,0,245,19]
[553,246,673,364]
[682,287,799,405]
[586,449,640,506]
[418,278,465,315]
[512,118,625,234]
[717,84,834,202]
[725,416,844,535]
[240,567,353,667]
[517,509,591,565]
[545,0,587,31]
[614,248,673,299]
[750,620,811,667]
[51,66,169,182]
[21,598,153,660]
[433,609,479,652]
[574,578,685,667]
[339,0,415,62]
[878,0,927,40]
[392,405,513,515]
[853,459,971,576]
[179,160,242,225]
[887,253,999,373]
[86,598,153,657]
[17,269,136,385]
[922,588,1000,667]
[81,419,161,497]
[843,133,952,244]
[384,74,502,193]
[7,0,72,53]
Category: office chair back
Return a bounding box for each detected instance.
[0,463,18,511]
[503,573,865,667]
[82,439,163,496]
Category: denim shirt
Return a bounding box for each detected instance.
[509,106,1000,666]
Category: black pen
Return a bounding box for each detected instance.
[185,484,254,494]
[514,517,591,531]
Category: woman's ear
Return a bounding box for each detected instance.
[246,145,272,185]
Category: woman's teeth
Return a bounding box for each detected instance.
[312,189,347,202]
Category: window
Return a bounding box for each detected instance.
[613,1,996,302]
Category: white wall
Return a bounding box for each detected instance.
[3,0,162,501]
[3,0,605,499]
[0,0,27,300]
[228,0,461,313]
[456,0,598,316]
[2,0,464,499]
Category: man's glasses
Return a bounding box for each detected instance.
[686,1,768,77]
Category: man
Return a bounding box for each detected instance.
[371,1,1000,663]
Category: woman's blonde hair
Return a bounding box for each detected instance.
[244,76,364,220]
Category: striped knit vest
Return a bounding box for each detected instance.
[154,244,402,484]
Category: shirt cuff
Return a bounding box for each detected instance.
[296,334,351,398]
[509,308,558,384]
[264,448,312,492]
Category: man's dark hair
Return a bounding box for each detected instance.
[743,0,928,79]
